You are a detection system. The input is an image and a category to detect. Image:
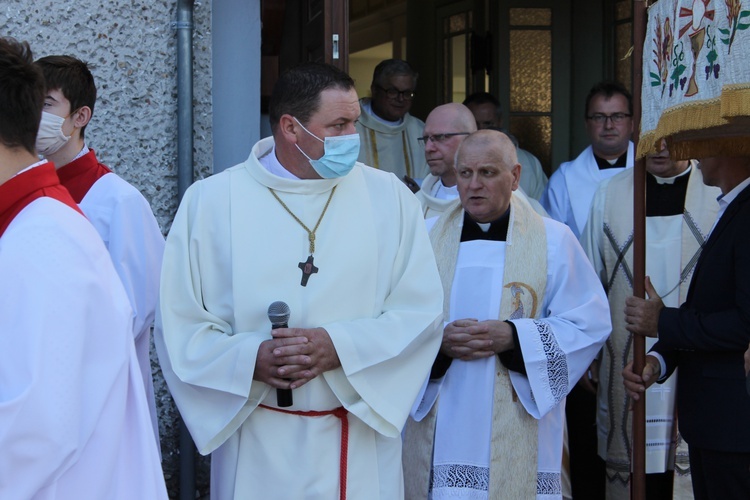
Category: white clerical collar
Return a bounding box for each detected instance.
[258,146,301,180]
[431,178,459,200]
[13,159,49,178]
[362,99,404,126]
[652,163,692,185]
[477,222,491,232]
[72,144,90,162]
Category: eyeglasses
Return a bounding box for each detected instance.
[417,133,470,146]
[375,85,415,101]
[586,113,632,124]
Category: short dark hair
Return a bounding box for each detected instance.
[463,92,502,121]
[34,55,97,138]
[371,59,418,87]
[0,37,45,154]
[584,81,632,118]
[269,62,355,132]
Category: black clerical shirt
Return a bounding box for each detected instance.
[646,168,690,216]
[594,150,628,170]
[430,208,527,379]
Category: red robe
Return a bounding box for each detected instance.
[0,162,81,237]
[56,149,112,203]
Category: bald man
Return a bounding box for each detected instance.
[415,103,476,219]
[403,130,610,499]
[416,103,547,219]
[463,92,548,200]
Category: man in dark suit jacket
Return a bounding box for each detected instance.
[623,156,750,499]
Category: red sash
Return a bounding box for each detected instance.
[259,404,349,500]
[0,163,82,238]
[56,149,112,203]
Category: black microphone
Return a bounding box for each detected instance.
[268,301,293,407]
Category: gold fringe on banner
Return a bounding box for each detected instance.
[668,136,750,161]
[638,98,723,159]
[639,0,750,162]
[638,89,750,161]
[721,84,750,118]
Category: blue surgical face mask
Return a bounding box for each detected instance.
[293,117,360,178]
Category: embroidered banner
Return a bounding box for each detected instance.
[639,0,750,160]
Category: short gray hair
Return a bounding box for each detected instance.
[371,59,418,87]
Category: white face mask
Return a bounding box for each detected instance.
[36,111,71,156]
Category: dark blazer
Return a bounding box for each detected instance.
[654,181,750,453]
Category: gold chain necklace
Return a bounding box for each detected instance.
[268,185,337,286]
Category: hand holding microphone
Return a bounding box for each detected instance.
[268,301,293,407]
[263,302,341,403]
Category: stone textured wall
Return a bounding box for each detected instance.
[1,1,213,497]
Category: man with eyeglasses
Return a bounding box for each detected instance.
[541,81,634,240]
[416,103,548,220]
[541,80,633,500]
[414,103,476,218]
[356,59,429,191]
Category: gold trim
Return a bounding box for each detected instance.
[368,128,379,169]
[268,186,337,254]
[401,131,412,178]
[637,88,750,160]
[721,84,750,117]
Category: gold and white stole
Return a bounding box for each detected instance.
[404,192,548,499]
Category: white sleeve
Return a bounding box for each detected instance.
[321,184,444,437]
[509,221,611,418]
[154,183,267,454]
[540,169,572,228]
[518,149,548,200]
[105,189,165,344]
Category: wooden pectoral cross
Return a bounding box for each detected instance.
[298,255,319,287]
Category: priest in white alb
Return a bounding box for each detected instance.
[541,80,634,497]
[581,141,719,499]
[541,81,634,239]
[156,62,444,500]
[403,130,611,499]
[355,59,429,188]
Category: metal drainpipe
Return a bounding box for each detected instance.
[174,2,195,499]
[176,0,194,200]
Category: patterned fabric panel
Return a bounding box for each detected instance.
[431,463,489,492]
[535,320,568,403]
[537,471,562,496]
